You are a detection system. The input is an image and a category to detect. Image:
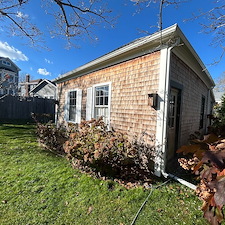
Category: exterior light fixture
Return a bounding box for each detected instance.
[148,93,158,109]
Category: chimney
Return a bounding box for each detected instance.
[25,74,30,97]
[26,74,30,82]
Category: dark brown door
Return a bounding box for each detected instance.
[167,88,179,162]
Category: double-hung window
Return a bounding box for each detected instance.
[86,82,111,125]
[69,91,77,121]
[94,85,109,123]
[65,89,82,123]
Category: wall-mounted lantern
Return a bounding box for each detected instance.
[148,93,158,109]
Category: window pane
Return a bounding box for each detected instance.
[69,106,76,121]
[104,86,109,95]
[95,85,109,106]
[68,91,77,121]
[169,94,175,128]
[94,85,109,124]
[100,97,103,105]
[96,97,99,105]
[105,96,108,105]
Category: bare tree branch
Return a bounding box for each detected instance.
[184,1,225,65]
[0,0,114,48]
[0,0,43,46]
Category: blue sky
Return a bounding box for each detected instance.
[0,0,224,83]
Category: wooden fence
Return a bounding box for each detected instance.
[0,95,56,122]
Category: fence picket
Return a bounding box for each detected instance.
[0,95,55,122]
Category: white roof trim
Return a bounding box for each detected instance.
[54,24,178,83]
[54,24,214,88]
[29,79,56,93]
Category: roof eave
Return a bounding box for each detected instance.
[175,26,215,88]
[54,24,215,89]
[29,79,56,93]
[1,57,21,71]
[54,24,178,83]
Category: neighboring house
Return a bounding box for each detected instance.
[0,57,20,96]
[54,24,215,177]
[19,74,42,97]
[29,79,56,99]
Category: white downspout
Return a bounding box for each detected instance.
[155,42,197,190]
[154,45,173,177]
[162,172,196,190]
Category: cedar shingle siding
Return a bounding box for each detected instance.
[55,24,215,175]
[170,53,209,146]
[57,51,160,139]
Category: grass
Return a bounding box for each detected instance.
[0,122,208,225]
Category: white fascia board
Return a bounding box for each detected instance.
[43,79,56,87]
[29,80,56,94]
[54,24,178,83]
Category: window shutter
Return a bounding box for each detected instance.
[76,89,82,124]
[86,87,93,120]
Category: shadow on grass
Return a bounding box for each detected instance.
[0,126,36,139]
[0,119,36,125]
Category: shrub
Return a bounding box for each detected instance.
[32,113,68,155]
[63,118,155,182]
[209,93,225,136]
[214,94,225,125]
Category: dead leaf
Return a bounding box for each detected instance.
[65,201,69,206]
[177,145,202,155]
[195,134,220,144]
[87,206,93,214]
[94,150,101,159]
[216,142,225,150]
[213,178,225,208]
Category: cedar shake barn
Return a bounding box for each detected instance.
[54,24,215,177]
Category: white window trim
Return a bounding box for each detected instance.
[65,88,82,124]
[86,82,111,126]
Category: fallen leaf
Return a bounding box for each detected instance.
[87,206,93,214]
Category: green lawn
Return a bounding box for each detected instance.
[0,122,208,225]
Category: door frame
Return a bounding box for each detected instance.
[166,81,183,165]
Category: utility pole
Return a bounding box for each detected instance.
[159,0,164,31]
[159,0,164,45]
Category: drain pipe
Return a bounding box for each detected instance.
[157,41,197,190]
[162,171,196,190]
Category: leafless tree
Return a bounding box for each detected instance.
[130,0,187,32]
[0,0,114,48]
[19,72,33,83]
[131,0,225,64]
[214,72,225,92]
[190,1,225,65]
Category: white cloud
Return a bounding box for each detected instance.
[37,68,51,76]
[0,41,28,61]
[45,58,53,64]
